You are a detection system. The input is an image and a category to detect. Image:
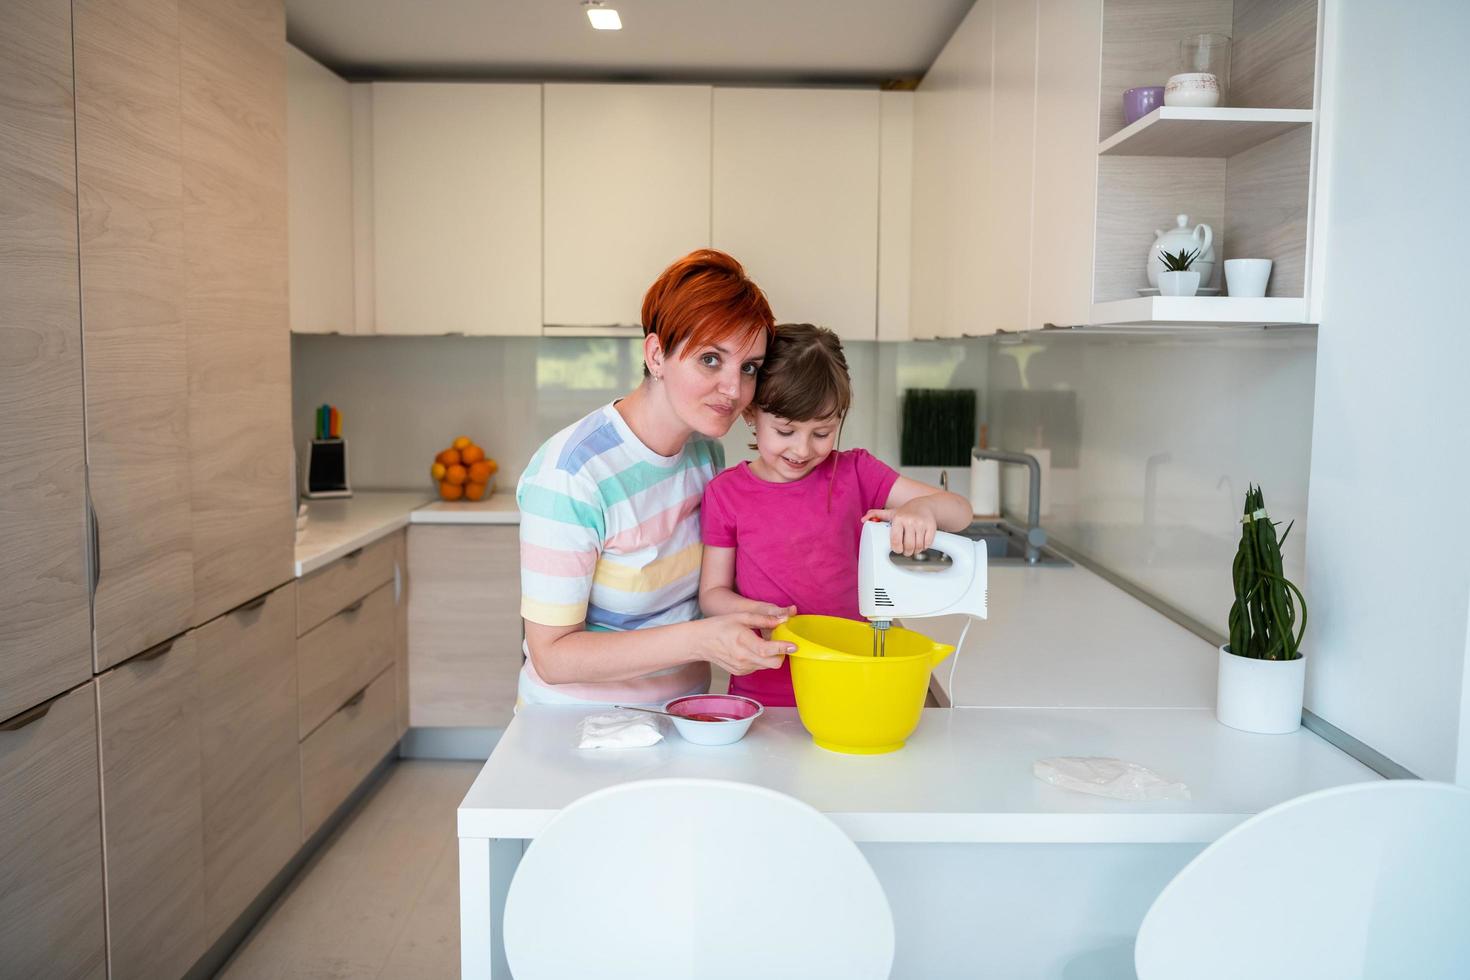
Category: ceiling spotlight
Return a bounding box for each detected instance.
[583,1,622,30]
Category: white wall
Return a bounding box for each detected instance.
[1303,0,1470,782]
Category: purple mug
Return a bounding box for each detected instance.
[1123,86,1165,124]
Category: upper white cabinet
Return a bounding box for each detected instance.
[877,92,915,342]
[712,88,881,341]
[543,84,711,328]
[371,83,541,335]
[287,45,356,334]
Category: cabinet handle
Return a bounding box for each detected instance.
[340,686,368,711]
[232,593,270,615]
[88,498,101,594]
[343,547,364,561]
[340,598,365,615]
[135,638,175,662]
[1,699,53,732]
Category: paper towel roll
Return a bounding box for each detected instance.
[970,456,1000,517]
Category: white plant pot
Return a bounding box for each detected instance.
[1216,645,1305,734]
[1157,270,1200,297]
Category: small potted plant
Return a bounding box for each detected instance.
[1157,247,1201,297]
[1217,485,1308,734]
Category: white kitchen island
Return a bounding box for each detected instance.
[459,702,1377,978]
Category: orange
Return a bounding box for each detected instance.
[430,462,447,481]
[464,481,487,501]
[468,460,492,484]
[483,458,499,477]
[439,480,463,501]
[461,444,485,465]
[452,436,472,450]
[445,464,468,486]
[436,448,461,466]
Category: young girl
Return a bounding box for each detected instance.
[698,324,973,707]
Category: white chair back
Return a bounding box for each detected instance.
[504,777,894,979]
[1136,780,1470,980]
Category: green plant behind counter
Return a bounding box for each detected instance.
[1227,485,1308,661]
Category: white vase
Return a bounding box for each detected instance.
[1216,645,1305,734]
[1157,270,1200,297]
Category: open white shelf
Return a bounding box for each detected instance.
[1099,107,1314,158]
[1087,296,1309,327]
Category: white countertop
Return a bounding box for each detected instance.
[458,705,1379,844]
[294,490,522,576]
[920,563,1218,709]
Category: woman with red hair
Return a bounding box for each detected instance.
[516,250,797,705]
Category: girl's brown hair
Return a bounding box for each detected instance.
[752,323,852,422]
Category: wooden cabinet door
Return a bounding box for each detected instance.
[180,0,294,626]
[0,0,91,722]
[97,633,207,980]
[196,583,300,942]
[712,88,881,342]
[73,0,196,672]
[287,44,356,334]
[0,683,107,980]
[371,82,542,335]
[986,0,1039,335]
[543,84,711,327]
[407,525,522,727]
[911,0,995,339]
[394,530,410,737]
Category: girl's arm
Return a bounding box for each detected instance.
[699,545,797,619]
[862,476,973,555]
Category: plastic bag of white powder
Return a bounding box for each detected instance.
[576,711,664,749]
[1033,756,1191,801]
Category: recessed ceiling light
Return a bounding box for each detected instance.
[583,1,622,30]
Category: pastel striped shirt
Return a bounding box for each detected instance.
[516,402,722,704]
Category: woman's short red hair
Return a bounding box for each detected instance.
[641,250,775,364]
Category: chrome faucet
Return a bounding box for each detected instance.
[971,447,1047,563]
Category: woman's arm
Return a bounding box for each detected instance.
[862,475,973,554]
[525,610,796,685]
[699,545,797,619]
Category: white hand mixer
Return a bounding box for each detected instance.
[858,520,988,657]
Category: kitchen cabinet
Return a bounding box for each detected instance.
[712,88,881,342]
[300,665,397,838]
[877,91,915,342]
[296,531,398,634]
[74,0,196,672]
[97,632,207,980]
[987,0,1039,334]
[0,0,91,723]
[910,0,994,339]
[298,580,396,738]
[394,530,411,737]
[287,44,356,334]
[543,84,712,328]
[0,683,107,980]
[407,525,522,727]
[196,582,301,941]
[371,82,542,335]
[181,0,295,625]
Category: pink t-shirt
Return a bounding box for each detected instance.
[700,448,900,706]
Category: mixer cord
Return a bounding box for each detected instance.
[947,617,975,711]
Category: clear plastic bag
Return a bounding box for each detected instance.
[1033,756,1191,801]
[576,710,664,749]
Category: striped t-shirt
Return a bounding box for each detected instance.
[516,402,722,705]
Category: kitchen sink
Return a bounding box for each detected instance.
[957,521,1071,567]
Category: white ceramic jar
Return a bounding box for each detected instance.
[1216,645,1306,734]
[1164,72,1220,108]
[1148,214,1215,288]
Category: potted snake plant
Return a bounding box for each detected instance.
[1157,247,1201,297]
[1217,485,1308,733]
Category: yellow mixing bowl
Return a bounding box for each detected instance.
[772,615,954,755]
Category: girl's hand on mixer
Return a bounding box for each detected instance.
[862,505,938,556]
[698,609,797,675]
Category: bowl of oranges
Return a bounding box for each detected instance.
[431,436,498,502]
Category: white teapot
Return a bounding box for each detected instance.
[1147,214,1214,288]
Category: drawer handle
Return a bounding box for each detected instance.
[343,547,364,561]
[1,699,53,732]
[232,593,270,615]
[341,599,365,615]
[340,686,368,711]
[135,638,175,662]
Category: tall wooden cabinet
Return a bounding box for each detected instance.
[180,0,295,625]
[73,0,196,673]
[0,0,91,724]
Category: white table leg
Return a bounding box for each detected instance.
[460,836,525,979]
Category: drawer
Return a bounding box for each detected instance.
[298,581,396,739]
[296,534,397,636]
[299,667,396,839]
[0,683,107,980]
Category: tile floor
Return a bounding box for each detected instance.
[218,760,479,979]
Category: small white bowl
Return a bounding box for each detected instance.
[1164,72,1220,108]
[663,694,763,746]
